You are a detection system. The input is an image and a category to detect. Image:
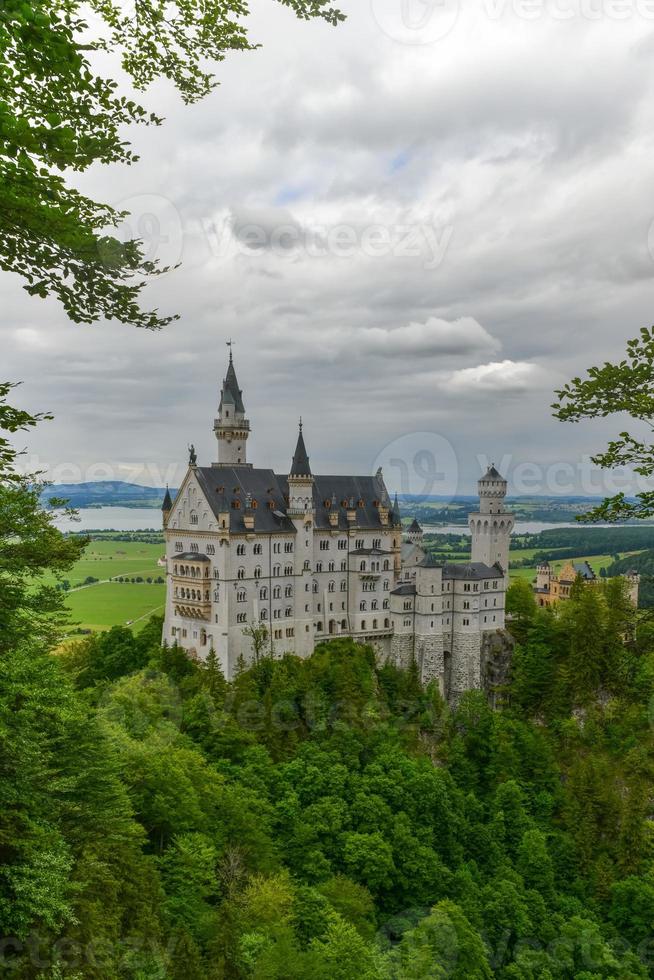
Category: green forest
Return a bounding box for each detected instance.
[4,574,654,977]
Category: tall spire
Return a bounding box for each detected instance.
[391,493,401,526]
[290,419,311,477]
[214,346,250,466]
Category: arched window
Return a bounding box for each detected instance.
[237,567,245,580]
[383,560,389,571]
[261,608,268,620]
[273,564,281,577]
[254,566,262,579]
[360,561,366,571]
[359,600,366,611]
[254,543,262,555]
[236,543,245,556]
[328,581,335,593]
[273,585,281,599]
[190,512,198,525]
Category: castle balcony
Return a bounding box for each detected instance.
[173,580,212,621]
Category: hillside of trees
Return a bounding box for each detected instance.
[4,575,654,977]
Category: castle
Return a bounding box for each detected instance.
[161,351,514,702]
[534,560,639,607]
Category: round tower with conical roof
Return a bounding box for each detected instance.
[468,464,515,577]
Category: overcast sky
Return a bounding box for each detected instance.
[5,0,654,497]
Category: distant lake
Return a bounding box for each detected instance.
[54,507,163,532]
[424,522,644,536]
[52,509,642,536]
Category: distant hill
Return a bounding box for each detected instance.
[41,481,176,510]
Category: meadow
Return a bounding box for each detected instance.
[53,537,166,634]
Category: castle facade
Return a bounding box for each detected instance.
[161,353,514,702]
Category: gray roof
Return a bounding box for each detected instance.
[573,561,596,581]
[442,561,503,580]
[408,518,422,533]
[391,493,401,525]
[290,425,311,477]
[177,552,211,562]
[391,583,416,596]
[350,547,392,556]
[161,487,173,511]
[219,355,245,414]
[481,465,505,481]
[194,466,393,535]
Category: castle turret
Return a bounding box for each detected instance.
[214,346,250,466]
[161,485,173,529]
[406,518,423,547]
[536,560,551,592]
[468,464,514,577]
[287,421,314,655]
[625,569,640,607]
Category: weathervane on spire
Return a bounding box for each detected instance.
[299,416,303,432]
[226,338,234,361]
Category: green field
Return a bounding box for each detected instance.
[52,539,166,634]
[65,582,166,633]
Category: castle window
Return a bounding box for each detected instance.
[285,542,293,553]
[175,541,183,552]
[463,617,470,626]
[260,587,268,600]
[190,512,198,525]
[360,601,366,611]
[403,600,412,611]
[237,613,246,623]
[213,568,219,579]
[338,539,347,550]
[372,619,378,629]
[361,620,367,630]
[384,618,390,628]
[328,581,335,593]
[273,586,281,599]
[273,542,281,554]
[190,543,199,553]
[313,581,318,593]
[273,564,281,577]
[285,585,293,597]
[372,538,381,549]
[304,559,311,570]
[464,583,471,592]
[340,580,347,592]
[261,609,268,620]
[207,544,215,555]
[356,539,364,550]
[383,560,389,571]
[328,561,335,572]
[463,601,470,610]
[360,561,366,571]
[237,567,245,580]
[316,562,323,573]
[341,561,347,571]
[254,566,262,579]
[237,590,246,602]
[232,500,241,509]
[371,600,378,610]
[284,565,293,576]
[285,607,292,617]
[236,544,245,556]
[383,599,389,609]
[254,543,262,555]
[320,540,329,551]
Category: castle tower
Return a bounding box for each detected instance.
[406,518,424,547]
[625,569,641,607]
[468,464,514,576]
[536,560,551,592]
[214,346,250,466]
[287,421,314,656]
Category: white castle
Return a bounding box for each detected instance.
[162,351,514,702]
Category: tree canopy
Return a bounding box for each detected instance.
[553,326,654,522]
[0,0,344,327]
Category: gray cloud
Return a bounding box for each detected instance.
[3,6,654,494]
